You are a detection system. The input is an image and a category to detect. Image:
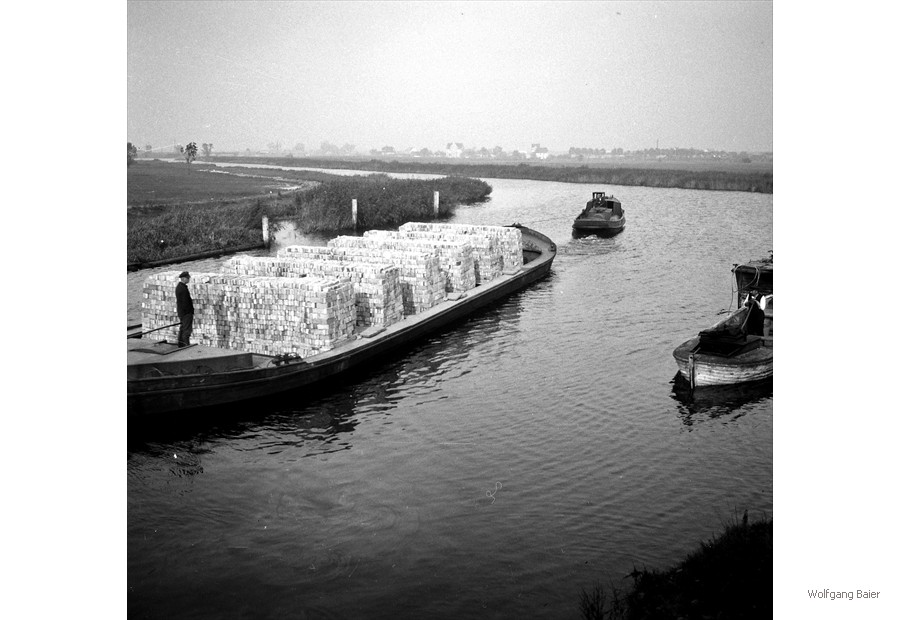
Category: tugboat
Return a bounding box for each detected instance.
[672,255,773,389]
[573,191,625,236]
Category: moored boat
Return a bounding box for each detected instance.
[128,224,556,415]
[672,256,773,388]
[572,191,625,236]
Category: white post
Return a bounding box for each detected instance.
[352,198,358,229]
[262,214,270,247]
[433,191,440,217]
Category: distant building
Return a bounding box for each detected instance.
[530,143,550,160]
[446,142,464,158]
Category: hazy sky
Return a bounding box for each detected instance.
[127,1,772,154]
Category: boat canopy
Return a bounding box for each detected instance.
[733,259,773,296]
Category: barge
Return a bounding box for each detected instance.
[128,224,556,415]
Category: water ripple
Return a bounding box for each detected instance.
[128,179,773,619]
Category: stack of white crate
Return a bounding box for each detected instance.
[361,230,477,292]
[279,244,443,316]
[223,255,404,328]
[222,256,305,279]
[392,226,502,285]
[319,240,446,315]
[400,223,523,274]
[140,271,355,357]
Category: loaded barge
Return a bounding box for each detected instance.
[128,224,556,415]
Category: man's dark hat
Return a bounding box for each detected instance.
[179,271,190,278]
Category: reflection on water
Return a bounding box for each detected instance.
[560,233,627,257]
[128,176,772,620]
[129,378,364,453]
[669,374,773,426]
[270,219,338,248]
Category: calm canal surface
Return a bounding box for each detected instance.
[127,177,773,619]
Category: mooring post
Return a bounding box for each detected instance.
[262,214,270,247]
[433,191,440,217]
[688,353,695,392]
[352,198,358,229]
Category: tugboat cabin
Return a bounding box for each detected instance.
[586,192,623,217]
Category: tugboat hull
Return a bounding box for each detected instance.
[673,335,773,387]
[572,216,625,236]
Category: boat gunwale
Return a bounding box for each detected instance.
[572,216,626,229]
[672,335,773,367]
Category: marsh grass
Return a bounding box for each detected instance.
[580,512,772,619]
[128,201,265,263]
[266,173,492,233]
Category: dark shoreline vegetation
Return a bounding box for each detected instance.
[266,173,491,232]
[580,513,772,619]
[204,155,773,194]
[127,161,491,264]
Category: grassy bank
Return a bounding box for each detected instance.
[580,513,772,619]
[127,161,491,264]
[207,155,773,194]
[128,202,267,264]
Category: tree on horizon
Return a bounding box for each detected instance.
[184,142,198,165]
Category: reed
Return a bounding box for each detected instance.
[580,512,772,619]
[266,173,492,232]
[128,202,264,263]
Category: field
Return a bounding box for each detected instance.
[537,157,772,175]
[199,155,773,193]
[127,160,339,206]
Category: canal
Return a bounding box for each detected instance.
[127,175,773,619]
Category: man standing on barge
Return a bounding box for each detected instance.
[176,271,194,347]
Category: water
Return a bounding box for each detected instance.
[127,177,773,619]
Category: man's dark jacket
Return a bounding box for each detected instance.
[176,282,194,317]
